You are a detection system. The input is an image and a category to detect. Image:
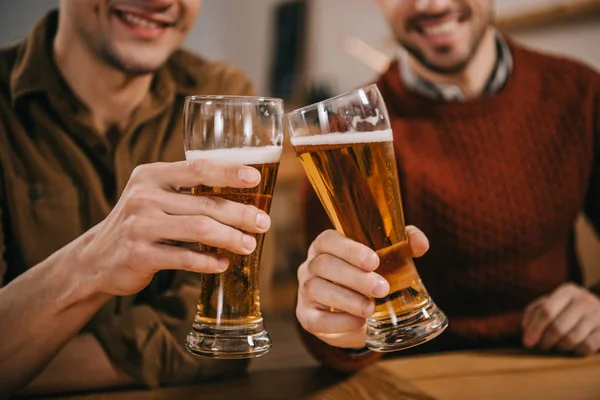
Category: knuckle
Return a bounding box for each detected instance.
[548,321,567,337]
[559,282,577,294]
[123,189,154,215]
[300,313,317,332]
[361,297,374,316]
[126,242,147,268]
[313,230,337,252]
[186,158,208,176]
[539,303,553,320]
[180,250,197,271]
[129,163,157,186]
[303,278,319,299]
[297,261,308,284]
[308,255,328,278]
[197,194,218,212]
[192,216,212,238]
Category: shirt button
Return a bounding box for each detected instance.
[29,185,44,201]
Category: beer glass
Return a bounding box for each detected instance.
[287,85,447,352]
[184,95,283,358]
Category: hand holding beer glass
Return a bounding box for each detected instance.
[184,96,283,358]
[289,85,447,351]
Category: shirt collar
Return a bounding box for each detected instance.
[399,30,513,102]
[9,9,204,109]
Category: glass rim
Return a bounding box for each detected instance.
[286,84,379,118]
[185,95,283,105]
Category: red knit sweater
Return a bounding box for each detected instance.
[300,41,600,370]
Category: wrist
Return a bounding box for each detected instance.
[52,231,110,312]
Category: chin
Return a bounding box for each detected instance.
[107,53,170,75]
[99,43,173,75]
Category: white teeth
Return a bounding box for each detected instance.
[423,20,459,36]
[121,12,160,29]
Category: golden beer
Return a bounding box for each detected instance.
[291,124,446,351]
[185,147,280,358]
[295,130,429,319]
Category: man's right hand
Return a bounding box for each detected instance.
[296,227,429,349]
[77,159,271,296]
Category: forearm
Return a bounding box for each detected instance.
[19,334,135,395]
[0,233,110,394]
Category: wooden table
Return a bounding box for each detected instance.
[36,350,600,400]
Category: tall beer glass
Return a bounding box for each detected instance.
[184,96,283,358]
[287,85,447,352]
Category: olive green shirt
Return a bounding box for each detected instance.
[0,11,254,387]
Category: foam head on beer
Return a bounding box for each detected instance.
[290,129,393,147]
[185,146,282,165]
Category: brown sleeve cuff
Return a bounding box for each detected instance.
[90,303,248,388]
[296,321,382,372]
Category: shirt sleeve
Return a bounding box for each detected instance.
[89,271,249,388]
[586,75,600,296]
[298,179,383,371]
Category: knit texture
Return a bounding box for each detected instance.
[300,41,600,370]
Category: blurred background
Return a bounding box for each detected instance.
[1,0,599,370]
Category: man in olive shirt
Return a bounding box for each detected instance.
[0,0,267,394]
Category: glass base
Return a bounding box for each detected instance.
[366,300,448,352]
[186,323,272,359]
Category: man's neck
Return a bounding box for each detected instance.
[53,29,153,136]
[408,27,498,100]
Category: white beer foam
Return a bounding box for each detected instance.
[290,129,393,146]
[185,146,282,165]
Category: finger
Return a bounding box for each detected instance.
[301,277,375,318]
[406,225,429,258]
[522,290,574,348]
[158,215,257,255]
[297,306,367,334]
[574,329,600,357]
[144,243,230,274]
[160,191,271,233]
[556,316,597,353]
[130,160,262,191]
[308,230,379,272]
[522,296,547,329]
[307,254,390,298]
[538,301,585,350]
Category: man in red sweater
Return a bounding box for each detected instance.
[296,0,600,370]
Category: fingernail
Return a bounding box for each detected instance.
[239,167,260,184]
[360,250,379,270]
[243,234,257,252]
[372,276,390,298]
[218,258,230,271]
[256,212,271,230]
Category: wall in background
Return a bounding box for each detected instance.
[305,0,600,94]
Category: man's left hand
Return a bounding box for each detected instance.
[522,283,600,356]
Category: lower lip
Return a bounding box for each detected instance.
[113,12,167,40]
[419,26,463,47]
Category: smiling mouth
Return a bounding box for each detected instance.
[113,9,174,29]
[410,12,468,38]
